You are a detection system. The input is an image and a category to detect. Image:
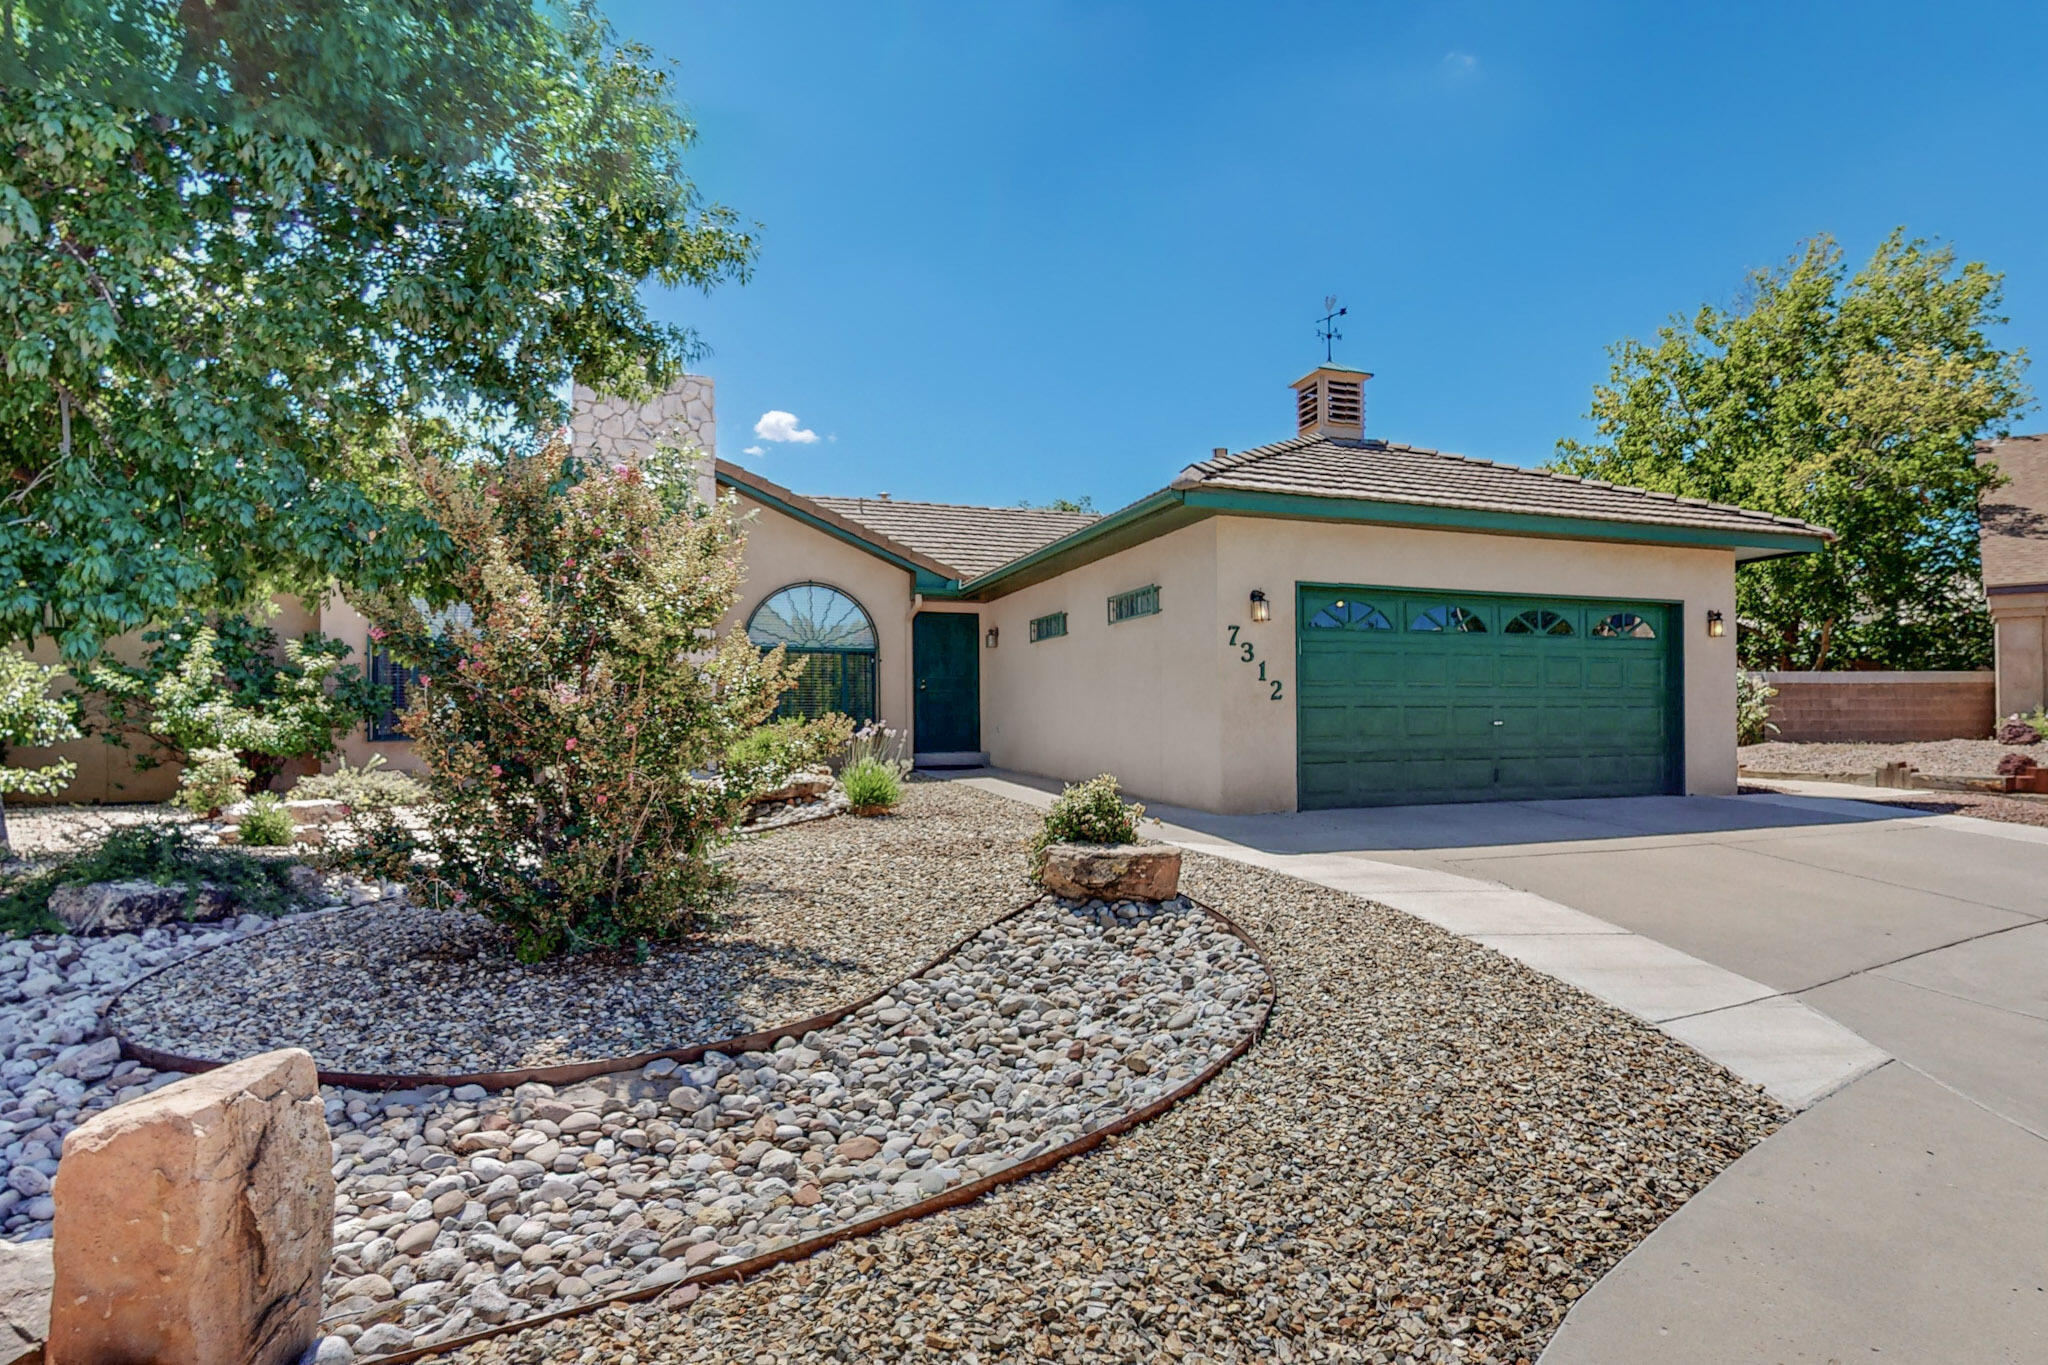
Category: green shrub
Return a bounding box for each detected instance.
[0,823,309,937]
[294,755,428,810]
[82,615,386,796]
[1736,670,1778,746]
[1030,773,1145,873]
[0,653,82,854]
[841,758,902,815]
[725,713,855,795]
[339,440,800,962]
[237,794,297,847]
[171,747,254,817]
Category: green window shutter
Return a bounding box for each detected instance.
[1107,584,1160,625]
[1029,611,1068,642]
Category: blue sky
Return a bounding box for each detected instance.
[608,0,2048,512]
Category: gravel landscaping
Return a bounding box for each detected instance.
[315,894,1269,1358]
[422,840,1788,1365]
[0,903,365,1240]
[1739,738,2016,777]
[110,782,1041,1075]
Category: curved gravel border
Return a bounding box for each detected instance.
[422,841,1788,1365]
[108,783,1041,1084]
[314,893,1273,1361]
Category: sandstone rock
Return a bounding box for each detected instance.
[1039,843,1181,903]
[46,879,236,935]
[0,1240,51,1365]
[748,770,835,807]
[48,1048,334,1365]
[282,799,350,826]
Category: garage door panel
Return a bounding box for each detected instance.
[1298,585,1679,809]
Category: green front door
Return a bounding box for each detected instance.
[913,611,981,755]
[1296,585,1681,809]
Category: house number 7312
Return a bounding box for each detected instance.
[1225,626,1284,700]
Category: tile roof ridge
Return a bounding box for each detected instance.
[812,494,1099,520]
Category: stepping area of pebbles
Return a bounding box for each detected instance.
[110,783,1039,1074]
[320,895,1268,1356]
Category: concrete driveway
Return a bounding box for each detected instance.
[963,774,2048,1363]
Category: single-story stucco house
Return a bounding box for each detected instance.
[719,365,1828,813]
[24,366,1831,815]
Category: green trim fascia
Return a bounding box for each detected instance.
[717,469,963,595]
[1181,487,1830,557]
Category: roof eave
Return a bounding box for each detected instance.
[1184,485,1834,559]
[714,460,965,593]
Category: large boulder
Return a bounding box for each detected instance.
[47,1048,334,1365]
[45,879,235,935]
[1040,842,1181,902]
[0,1241,50,1364]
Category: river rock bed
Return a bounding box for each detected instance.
[110,782,1041,1075]
[316,894,1270,1359]
[430,839,1788,1365]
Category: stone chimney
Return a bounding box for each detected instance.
[570,375,716,506]
[1290,365,1371,442]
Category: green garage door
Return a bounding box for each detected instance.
[1296,585,1681,809]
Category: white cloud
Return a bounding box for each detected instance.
[753,410,819,444]
[1443,51,1478,74]
[743,445,765,456]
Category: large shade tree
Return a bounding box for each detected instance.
[1,0,754,659]
[1553,232,2030,671]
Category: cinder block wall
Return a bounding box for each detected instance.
[1758,671,1997,743]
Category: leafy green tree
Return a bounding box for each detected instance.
[1,0,754,660]
[1554,232,2030,670]
[0,653,80,852]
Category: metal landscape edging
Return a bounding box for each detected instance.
[365,895,1274,1365]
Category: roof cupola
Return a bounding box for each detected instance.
[1291,366,1372,442]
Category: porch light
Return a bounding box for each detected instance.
[985,625,999,649]
[1706,609,1725,638]
[1249,590,1271,623]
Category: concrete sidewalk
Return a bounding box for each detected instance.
[953,772,2048,1363]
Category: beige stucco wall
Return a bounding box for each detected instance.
[1990,590,2048,718]
[980,521,1226,809]
[982,516,1738,814]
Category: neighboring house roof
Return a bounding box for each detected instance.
[807,497,1100,579]
[1174,435,1832,541]
[1980,434,2048,591]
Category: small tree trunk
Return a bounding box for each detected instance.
[1814,618,1836,672]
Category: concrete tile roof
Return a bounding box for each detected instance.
[808,497,1101,578]
[1980,434,2048,590]
[1174,434,1834,540]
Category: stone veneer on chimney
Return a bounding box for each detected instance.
[570,376,717,506]
[1290,365,1372,442]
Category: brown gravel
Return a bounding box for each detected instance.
[427,806,1786,1364]
[0,803,186,860]
[1739,738,2017,778]
[112,782,1043,1074]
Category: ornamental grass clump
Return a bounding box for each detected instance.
[1029,773,1145,875]
[349,439,799,961]
[839,722,908,816]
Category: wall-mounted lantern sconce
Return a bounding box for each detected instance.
[984,626,999,649]
[1249,590,1271,623]
[1706,609,1725,638]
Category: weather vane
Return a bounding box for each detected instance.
[1316,295,1347,364]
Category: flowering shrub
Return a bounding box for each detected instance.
[293,756,428,810]
[1030,774,1145,875]
[1736,670,1778,746]
[0,653,81,852]
[82,615,385,797]
[348,439,799,961]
